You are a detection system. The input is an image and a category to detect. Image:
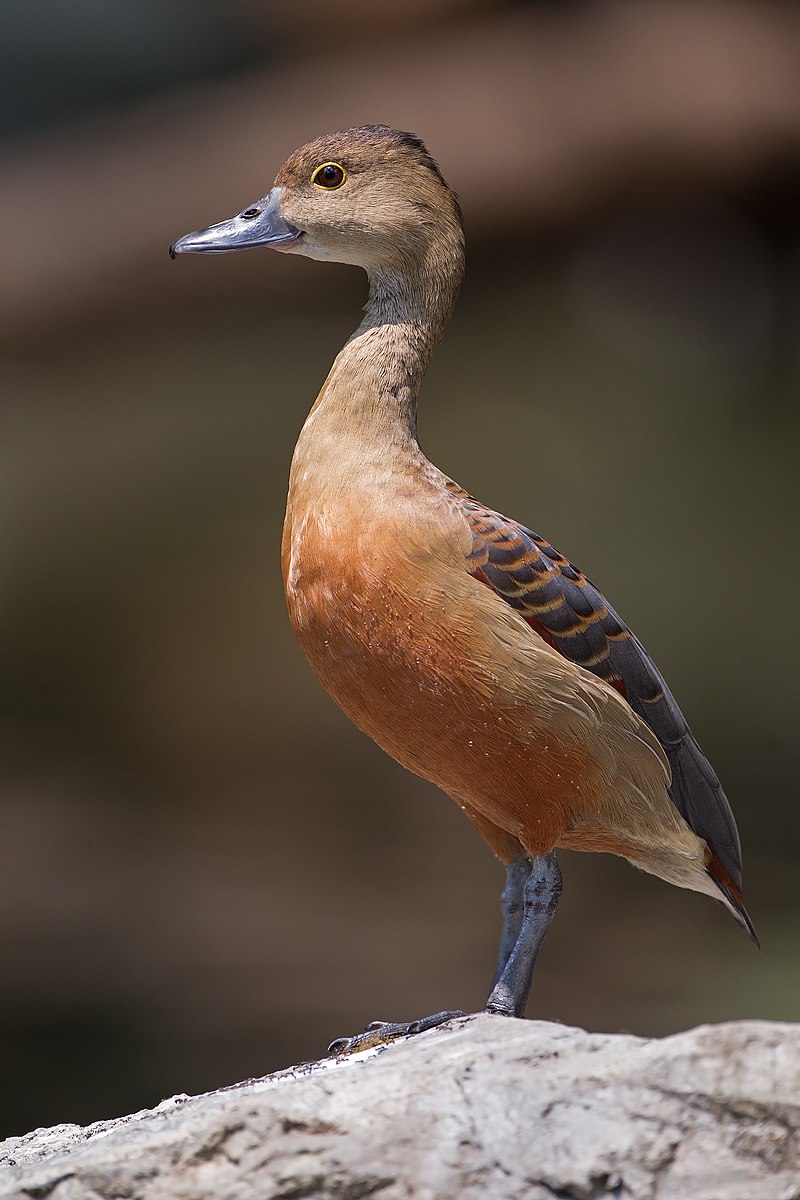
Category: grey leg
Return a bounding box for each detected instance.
[327,852,561,1055]
[485,851,562,1018]
[490,855,533,990]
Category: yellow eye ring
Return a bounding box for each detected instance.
[312,162,347,190]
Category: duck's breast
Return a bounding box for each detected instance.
[280,498,609,855]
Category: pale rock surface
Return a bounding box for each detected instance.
[1,1014,798,1200]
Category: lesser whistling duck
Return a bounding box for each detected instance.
[170,126,756,1053]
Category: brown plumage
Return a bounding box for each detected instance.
[171,125,756,1045]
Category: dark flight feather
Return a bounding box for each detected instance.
[452,485,756,942]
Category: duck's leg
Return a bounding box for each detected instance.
[484,851,562,1017]
[327,851,560,1056]
[489,854,533,990]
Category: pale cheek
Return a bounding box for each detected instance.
[282,238,337,262]
[285,235,375,268]
[272,240,306,255]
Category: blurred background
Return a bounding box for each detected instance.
[1,0,799,1139]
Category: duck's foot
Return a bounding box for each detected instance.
[327,1010,466,1056]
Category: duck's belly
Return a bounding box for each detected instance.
[283,521,601,857]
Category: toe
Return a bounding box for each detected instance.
[326,1011,467,1056]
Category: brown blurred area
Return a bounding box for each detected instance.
[2,0,799,1138]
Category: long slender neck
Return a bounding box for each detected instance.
[296,237,465,468]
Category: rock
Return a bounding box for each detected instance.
[1,1014,798,1200]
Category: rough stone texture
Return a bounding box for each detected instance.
[1,1014,798,1200]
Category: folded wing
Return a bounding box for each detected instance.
[455,487,754,939]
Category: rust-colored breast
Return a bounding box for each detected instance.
[282,506,603,860]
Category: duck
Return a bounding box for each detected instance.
[170,125,757,1053]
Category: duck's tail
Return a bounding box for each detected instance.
[706,851,760,947]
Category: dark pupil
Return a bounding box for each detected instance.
[321,165,341,185]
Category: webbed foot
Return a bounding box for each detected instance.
[327,1009,466,1056]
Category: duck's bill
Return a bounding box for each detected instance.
[169,188,301,258]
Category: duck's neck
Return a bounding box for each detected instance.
[295,244,464,475]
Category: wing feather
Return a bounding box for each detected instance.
[453,486,747,906]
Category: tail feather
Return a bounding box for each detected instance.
[706,853,760,947]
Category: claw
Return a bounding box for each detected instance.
[326,1036,352,1054]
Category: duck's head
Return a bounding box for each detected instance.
[169,125,463,275]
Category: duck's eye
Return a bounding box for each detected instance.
[312,162,347,190]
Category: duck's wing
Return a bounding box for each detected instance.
[456,488,754,937]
